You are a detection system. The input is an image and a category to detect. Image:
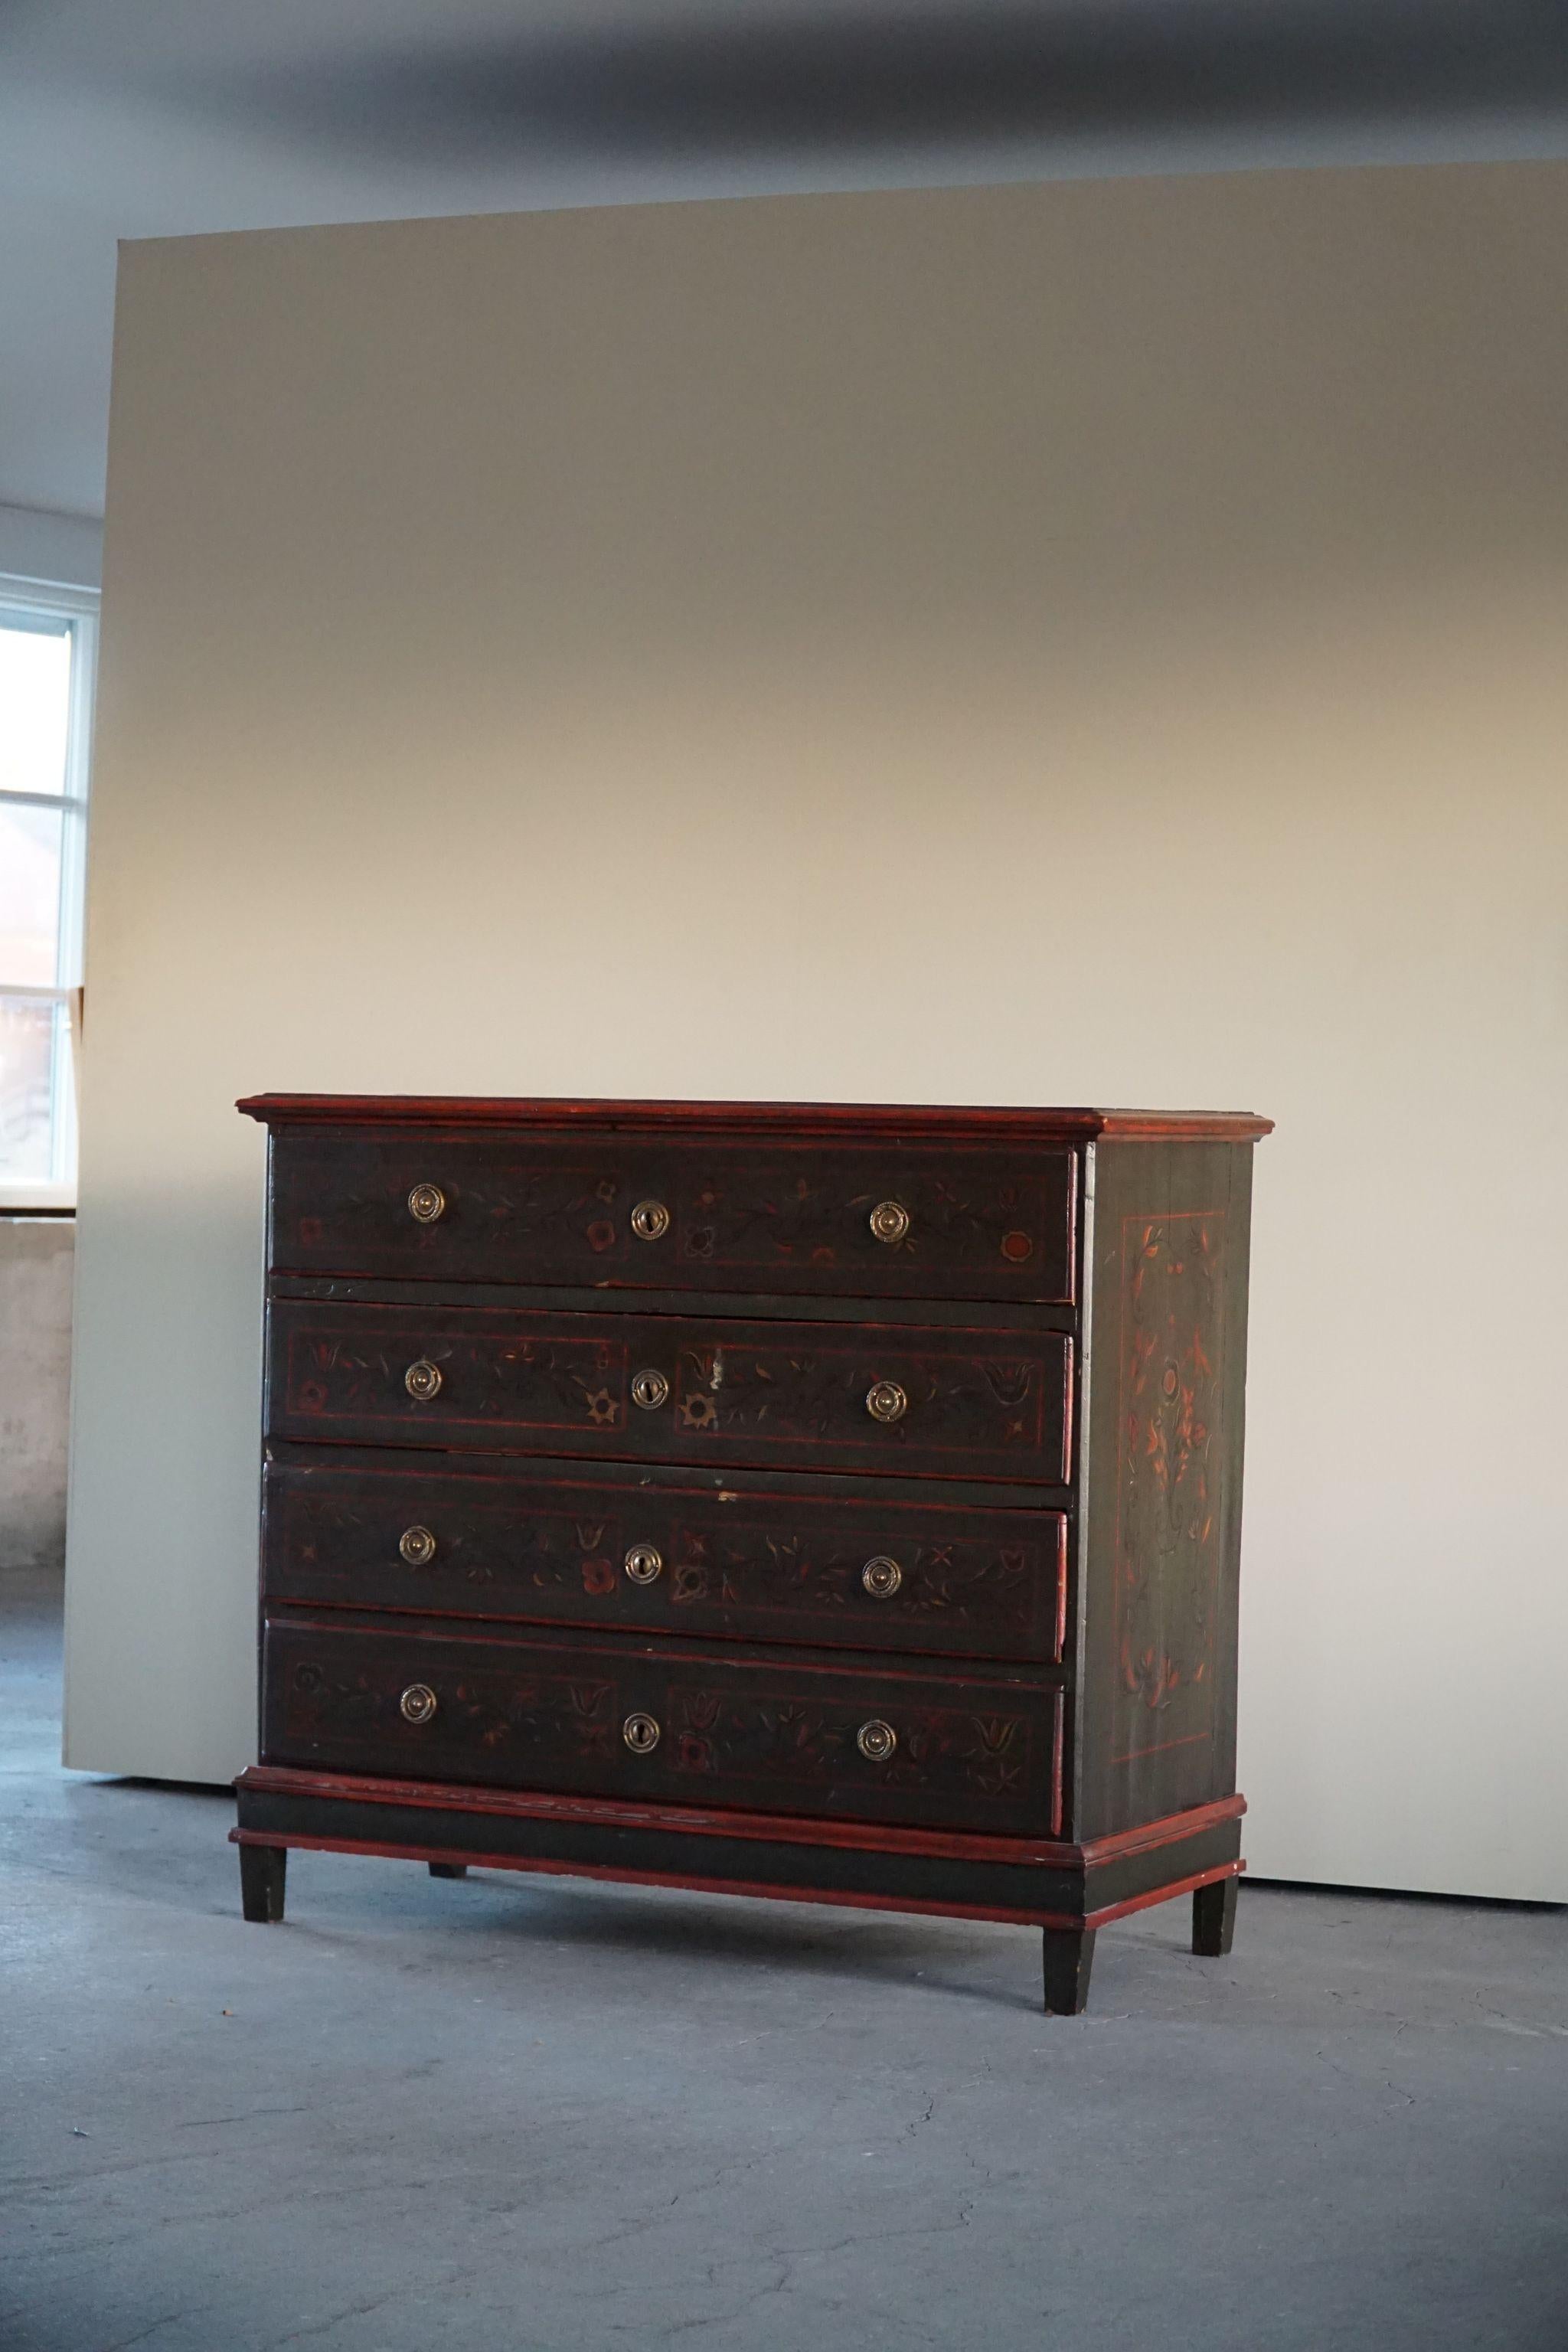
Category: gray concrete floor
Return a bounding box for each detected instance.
[4,1567,1566,2352]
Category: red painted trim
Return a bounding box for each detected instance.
[1109,1730,1211,1765]
[1078,1793,1245,1866]
[236,1766,1242,1871]
[1054,1514,1069,1666]
[237,1094,1272,1144]
[228,1829,1242,1934]
[1049,1694,1065,1839]
[1082,1860,1243,1931]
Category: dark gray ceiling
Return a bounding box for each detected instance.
[2,0,1566,518]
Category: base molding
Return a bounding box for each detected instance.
[233,1768,1243,1932]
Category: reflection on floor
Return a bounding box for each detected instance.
[4,1565,1566,2352]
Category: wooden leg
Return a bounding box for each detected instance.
[1192,1874,1238,1957]
[1042,1926,1096,2015]
[239,1842,287,1925]
[428,1861,468,1879]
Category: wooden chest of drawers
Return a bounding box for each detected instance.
[233,1096,1269,2013]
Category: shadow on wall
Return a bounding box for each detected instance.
[0,1219,74,1571]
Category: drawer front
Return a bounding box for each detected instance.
[264,1458,1067,1661]
[268,1302,1071,1483]
[269,1129,1075,1303]
[263,1619,1062,1835]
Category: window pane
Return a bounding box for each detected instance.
[0,799,64,983]
[0,621,73,799]
[0,994,64,1184]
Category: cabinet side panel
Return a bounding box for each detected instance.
[1076,1139,1256,1840]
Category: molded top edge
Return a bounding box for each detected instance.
[236,1094,1272,1141]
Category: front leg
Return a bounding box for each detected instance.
[1042,1926,1096,2014]
[1192,1874,1238,1957]
[239,1842,287,1924]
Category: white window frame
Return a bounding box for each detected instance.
[0,573,99,1212]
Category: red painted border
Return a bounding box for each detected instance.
[238,1094,1272,1144]
[236,1766,1241,1869]
[229,1828,1243,1934]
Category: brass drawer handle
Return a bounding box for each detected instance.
[407,1183,446,1224]
[624,1543,664,1585]
[865,1379,907,1425]
[399,1524,436,1567]
[404,1358,443,1401]
[400,1683,438,1725]
[857,1718,897,1763]
[622,1711,662,1755]
[631,1369,669,1410]
[868,1200,910,1245]
[630,1200,670,1242]
[861,1556,903,1599]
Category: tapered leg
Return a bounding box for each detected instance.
[1042,1926,1096,2014]
[239,1842,287,1924]
[1192,1875,1238,1957]
[429,1862,468,1879]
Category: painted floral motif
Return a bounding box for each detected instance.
[1114,1213,1226,1757]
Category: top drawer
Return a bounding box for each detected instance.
[267,1129,1076,1304]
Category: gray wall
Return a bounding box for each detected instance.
[70,165,1568,1894]
[0,1219,74,1570]
[0,502,103,590]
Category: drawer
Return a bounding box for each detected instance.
[268,1301,1072,1483]
[263,1456,1068,1662]
[268,1128,1075,1303]
[263,1617,1063,1836]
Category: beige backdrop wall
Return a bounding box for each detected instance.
[68,165,1568,1900]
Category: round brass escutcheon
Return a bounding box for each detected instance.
[622,1710,662,1756]
[868,1200,910,1246]
[400,1683,438,1726]
[865,1378,908,1426]
[407,1182,446,1225]
[631,1368,670,1411]
[857,1718,897,1763]
[861,1555,903,1599]
[630,1199,671,1242]
[399,1524,437,1568]
[404,1358,443,1402]
[624,1542,665,1586]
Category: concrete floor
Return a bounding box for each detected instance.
[4,1568,1566,2352]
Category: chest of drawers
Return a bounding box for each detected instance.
[232,1096,1269,2013]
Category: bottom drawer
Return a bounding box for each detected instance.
[263,1618,1062,1838]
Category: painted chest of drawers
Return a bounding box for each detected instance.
[232,1096,1269,2013]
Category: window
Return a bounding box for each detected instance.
[0,579,97,1209]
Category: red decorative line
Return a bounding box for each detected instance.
[1054,1515,1070,1666]
[236,1765,1243,1869]
[1109,1730,1212,1766]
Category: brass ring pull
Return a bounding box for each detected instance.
[399,1524,437,1567]
[869,1200,910,1245]
[631,1369,669,1410]
[857,1718,897,1762]
[404,1358,443,1402]
[865,1379,907,1426]
[400,1683,438,1726]
[622,1711,662,1755]
[624,1543,664,1585]
[407,1183,446,1224]
[861,1556,903,1599]
[630,1200,671,1242]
